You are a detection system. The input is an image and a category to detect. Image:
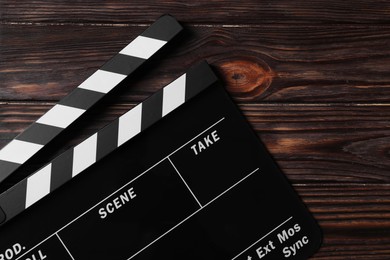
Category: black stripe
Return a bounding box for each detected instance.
[59,88,104,110]
[16,123,62,146]
[0,16,182,186]
[97,119,119,160]
[185,61,219,101]
[0,160,20,181]
[100,54,144,76]
[142,15,183,42]
[0,205,5,224]
[0,179,27,221]
[50,150,74,191]
[141,90,163,131]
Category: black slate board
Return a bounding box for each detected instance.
[0,80,321,260]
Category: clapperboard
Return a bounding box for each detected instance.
[0,15,322,260]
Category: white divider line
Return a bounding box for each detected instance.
[231,216,294,260]
[15,234,56,260]
[56,233,75,260]
[127,167,260,260]
[167,157,202,208]
[15,163,156,260]
[166,117,225,158]
[15,116,225,259]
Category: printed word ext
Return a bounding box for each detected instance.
[254,223,310,259]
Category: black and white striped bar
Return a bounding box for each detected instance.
[0,61,219,226]
[0,15,183,184]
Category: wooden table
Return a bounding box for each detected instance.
[1,1,390,259]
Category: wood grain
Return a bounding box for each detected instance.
[1,103,389,184]
[314,231,390,259]
[2,24,390,103]
[2,1,390,24]
[1,1,390,258]
[307,184,390,259]
[296,184,390,229]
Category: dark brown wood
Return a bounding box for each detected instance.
[296,184,390,229]
[2,1,390,24]
[1,1,390,258]
[2,24,390,103]
[313,231,390,259]
[300,184,390,259]
[1,103,390,184]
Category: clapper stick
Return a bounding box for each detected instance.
[0,61,218,226]
[0,15,183,184]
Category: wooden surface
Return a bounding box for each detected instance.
[1,1,390,258]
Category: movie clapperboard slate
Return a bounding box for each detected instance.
[0,16,322,260]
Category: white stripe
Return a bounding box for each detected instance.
[36,104,85,129]
[120,36,167,60]
[0,140,43,164]
[25,164,52,208]
[72,133,97,177]
[117,104,142,146]
[162,74,186,117]
[78,70,127,93]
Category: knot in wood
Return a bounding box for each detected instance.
[217,58,272,100]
